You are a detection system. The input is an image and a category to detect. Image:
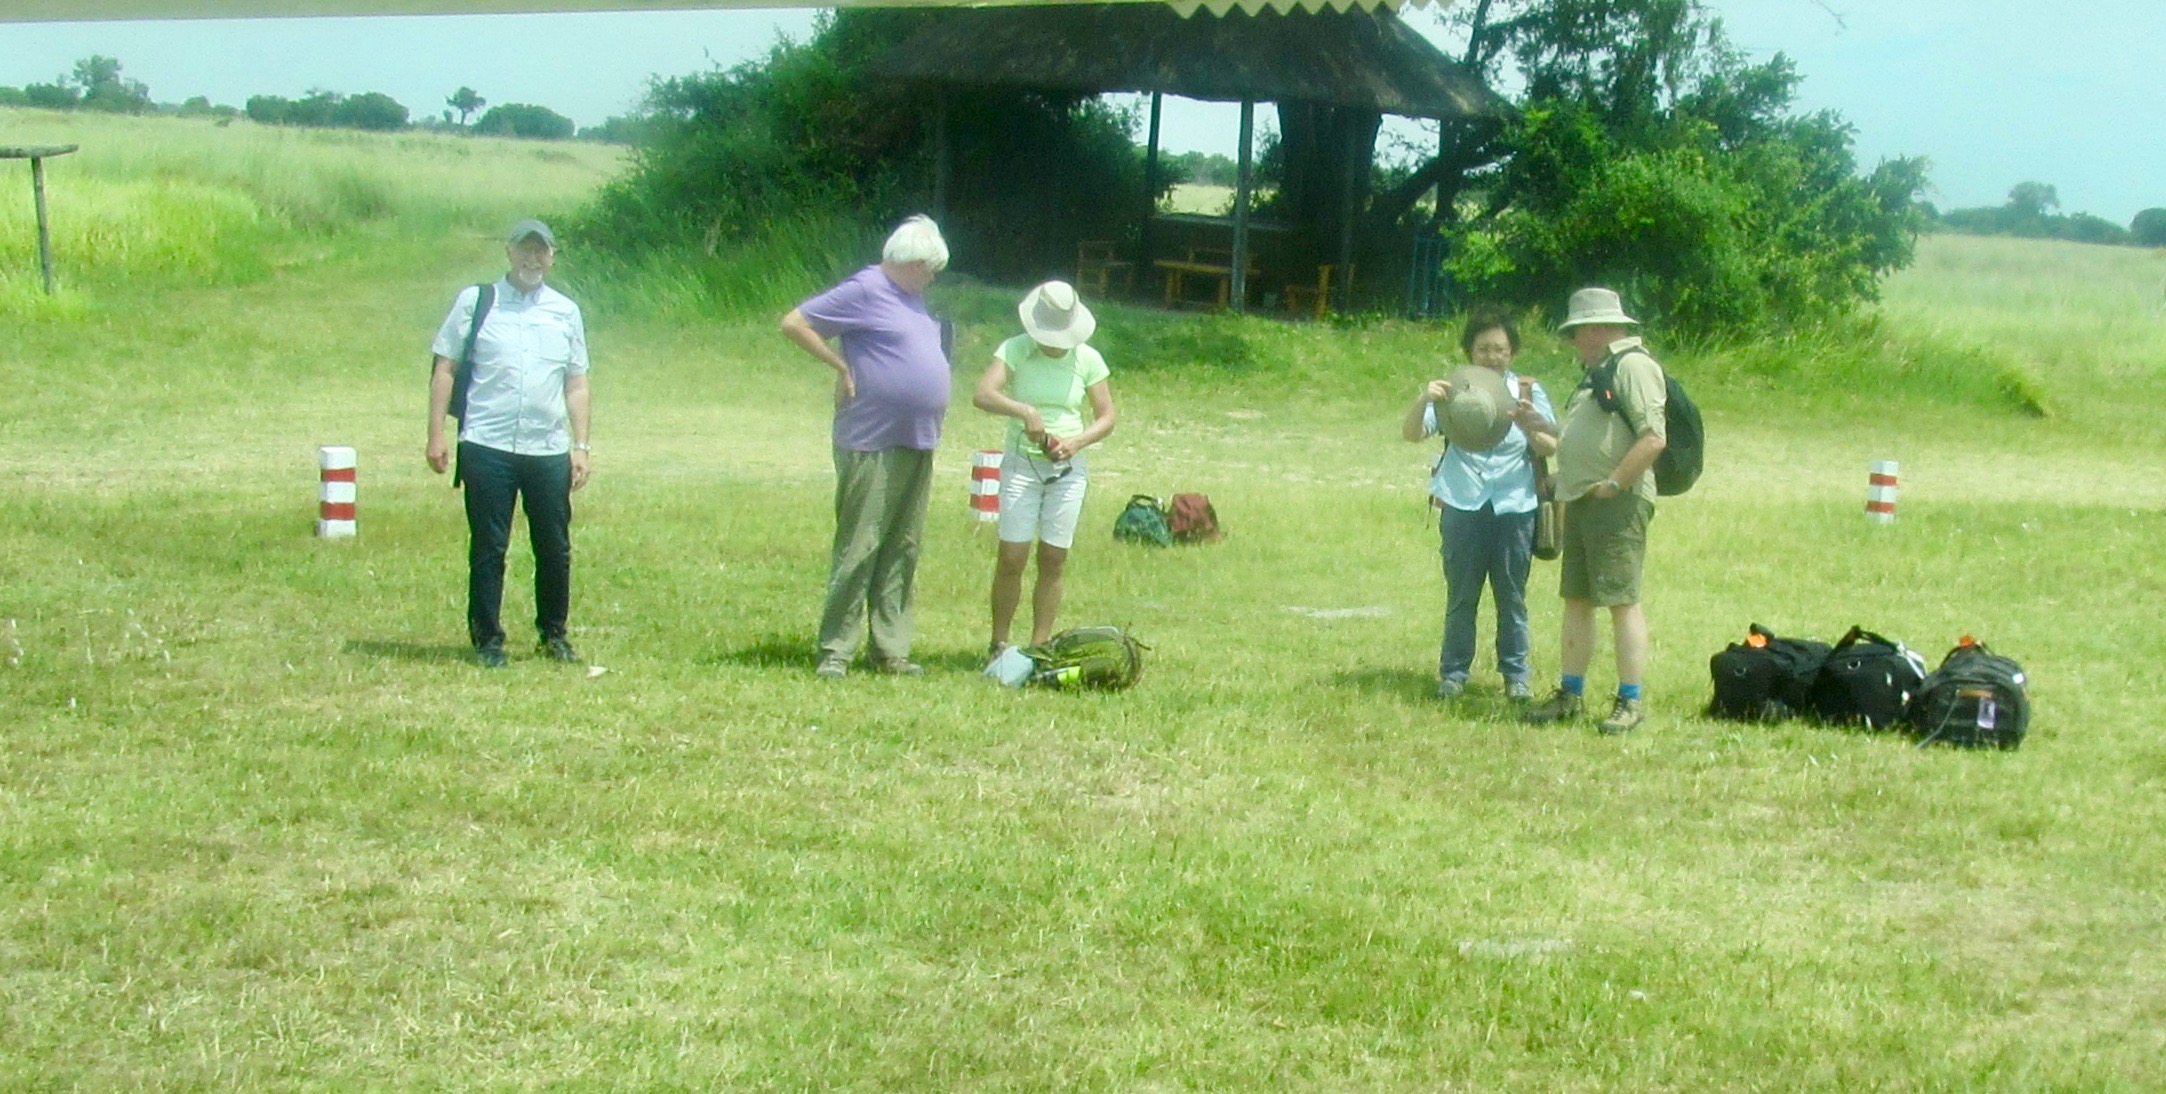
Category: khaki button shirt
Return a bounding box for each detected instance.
[1555,336,1666,504]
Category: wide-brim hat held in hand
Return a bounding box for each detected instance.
[1019,280,1096,349]
[1555,286,1638,330]
[1440,365,1515,452]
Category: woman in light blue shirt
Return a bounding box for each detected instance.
[1401,309,1558,702]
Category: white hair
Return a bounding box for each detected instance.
[881,215,950,271]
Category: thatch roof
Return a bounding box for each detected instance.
[874,4,1507,121]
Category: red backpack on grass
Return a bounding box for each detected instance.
[1168,493,1222,544]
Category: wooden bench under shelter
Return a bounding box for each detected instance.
[1284,263,1355,320]
[1075,240,1133,298]
[1155,246,1262,309]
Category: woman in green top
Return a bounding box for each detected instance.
[972,280,1119,659]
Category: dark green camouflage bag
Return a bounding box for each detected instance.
[1022,626,1148,691]
[1113,495,1173,547]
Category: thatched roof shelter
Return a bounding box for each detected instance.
[876,4,1505,314]
[875,4,1507,121]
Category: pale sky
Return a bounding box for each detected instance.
[0,0,2157,223]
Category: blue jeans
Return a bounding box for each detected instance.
[1438,503,1535,687]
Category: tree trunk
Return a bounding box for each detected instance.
[1273,101,1380,289]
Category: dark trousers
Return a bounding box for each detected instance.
[460,441,572,650]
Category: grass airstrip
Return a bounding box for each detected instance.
[3,108,2165,1088]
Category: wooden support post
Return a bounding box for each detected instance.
[1140,91,1162,277]
[931,90,950,224]
[1230,98,1255,315]
[1335,117,1361,313]
[4,144,78,297]
[33,156,55,295]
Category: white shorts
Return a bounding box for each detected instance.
[997,449,1089,548]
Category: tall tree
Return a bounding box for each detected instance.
[70,54,151,114]
[447,86,486,127]
[1415,0,1925,336]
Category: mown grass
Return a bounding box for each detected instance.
[3,114,2164,1088]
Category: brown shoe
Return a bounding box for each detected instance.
[876,657,925,677]
[1521,688,1584,725]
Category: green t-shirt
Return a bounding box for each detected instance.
[1555,337,1667,504]
[995,334,1110,452]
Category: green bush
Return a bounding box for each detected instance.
[1438,5,1925,341]
[475,103,575,141]
[574,9,1156,306]
[1447,97,1924,340]
[2129,208,2166,247]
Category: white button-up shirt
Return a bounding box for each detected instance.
[431,278,589,456]
[1421,370,1555,514]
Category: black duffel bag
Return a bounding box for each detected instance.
[1908,639,2031,750]
[1809,626,1928,731]
[1708,624,1831,721]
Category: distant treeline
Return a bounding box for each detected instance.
[0,55,636,143]
[1161,149,1240,189]
[1933,182,2165,247]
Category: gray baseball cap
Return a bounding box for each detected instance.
[506,218,556,247]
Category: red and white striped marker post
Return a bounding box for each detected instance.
[970,449,1002,523]
[1866,459,1899,524]
[317,446,357,538]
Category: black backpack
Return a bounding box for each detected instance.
[1585,348,1703,496]
[1809,626,1928,731]
[1908,641,2030,750]
[1707,624,1831,721]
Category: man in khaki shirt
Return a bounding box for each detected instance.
[1524,288,1667,734]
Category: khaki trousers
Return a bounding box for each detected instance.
[819,446,934,662]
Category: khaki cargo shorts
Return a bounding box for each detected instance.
[1558,493,1654,607]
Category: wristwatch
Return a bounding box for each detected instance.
[573,442,592,452]
[1601,478,1621,494]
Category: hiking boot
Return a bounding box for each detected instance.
[1600,696,1646,736]
[1521,688,1584,725]
[1506,679,1535,705]
[474,643,508,669]
[539,636,582,664]
[815,656,849,680]
[876,657,925,677]
[1435,676,1466,701]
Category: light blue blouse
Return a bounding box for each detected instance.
[1421,370,1556,515]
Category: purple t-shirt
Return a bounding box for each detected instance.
[797,265,952,451]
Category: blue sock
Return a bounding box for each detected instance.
[1561,675,1585,697]
[1618,682,1643,701]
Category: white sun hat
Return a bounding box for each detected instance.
[1556,286,1639,330]
[1440,365,1515,452]
[1019,280,1097,349]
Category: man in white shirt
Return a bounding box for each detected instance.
[425,218,593,668]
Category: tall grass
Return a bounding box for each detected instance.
[0,108,622,314]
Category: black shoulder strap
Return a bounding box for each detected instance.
[450,282,495,425]
[1588,346,1657,434]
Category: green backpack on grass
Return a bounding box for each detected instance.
[1022,627,1148,691]
[1113,495,1173,547]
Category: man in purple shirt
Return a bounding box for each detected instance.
[780,215,953,678]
